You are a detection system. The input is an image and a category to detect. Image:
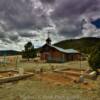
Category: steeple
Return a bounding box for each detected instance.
[46,32,51,45]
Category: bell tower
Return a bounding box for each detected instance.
[46,32,51,45]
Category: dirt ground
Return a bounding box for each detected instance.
[36,68,97,90]
[0,71,18,78]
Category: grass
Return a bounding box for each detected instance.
[18,61,89,72]
[0,60,100,100]
[0,76,100,100]
[0,55,89,71]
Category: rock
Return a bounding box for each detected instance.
[89,71,97,76]
[85,68,92,73]
[89,71,97,80]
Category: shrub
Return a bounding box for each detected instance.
[88,47,100,74]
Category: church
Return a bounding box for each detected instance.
[40,37,81,63]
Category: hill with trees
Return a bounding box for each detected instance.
[54,37,100,54]
[0,50,20,56]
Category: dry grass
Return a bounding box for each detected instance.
[0,58,100,100]
[0,75,100,100]
[18,60,89,72]
[0,55,89,71]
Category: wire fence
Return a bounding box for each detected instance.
[0,55,22,70]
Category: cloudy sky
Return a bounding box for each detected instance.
[0,0,100,51]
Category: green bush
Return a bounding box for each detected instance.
[88,47,100,73]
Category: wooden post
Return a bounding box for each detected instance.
[80,53,82,71]
[3,54,6,68]
[16,55,18,69]
[79,54,84,83]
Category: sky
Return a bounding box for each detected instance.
[0,0,100,51]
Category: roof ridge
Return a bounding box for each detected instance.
[48,45,79,53]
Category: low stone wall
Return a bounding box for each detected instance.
[0,72,34,84]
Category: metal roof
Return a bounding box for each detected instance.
[49,45,79,54]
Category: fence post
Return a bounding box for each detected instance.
[16,55,18,69]
[3,54,6,68]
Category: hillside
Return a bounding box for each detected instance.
[54,37,100,54]
[0,50,20,56]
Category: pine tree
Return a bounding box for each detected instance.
[22,41,36,61]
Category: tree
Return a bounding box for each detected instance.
[22,41,37,61]
[88,47,100,74]
[24,41,32,51]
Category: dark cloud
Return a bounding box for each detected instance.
[0,0,49,30]
[8,34,19,42]
[0,31,20,43]
[0,32,5,39]
[0,0,50,44]
[52,0,99,19]
[19,31,37,38]
[1,38,12,44]
[0,0,100,50]
[54,18,82,37]
[50,0,100,38]
[40,0,55,3]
